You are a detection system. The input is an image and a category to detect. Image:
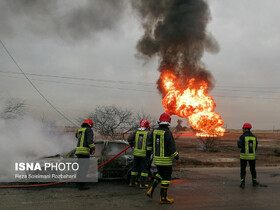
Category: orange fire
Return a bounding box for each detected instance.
[159,70,225,137]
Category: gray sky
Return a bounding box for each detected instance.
[0,0,280,129]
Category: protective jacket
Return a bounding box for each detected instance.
[75,124,95,156]
[148,125,178,166]
[238,130,258,160]
[128,129,151,157]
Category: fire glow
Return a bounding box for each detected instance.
[159,70,225,137]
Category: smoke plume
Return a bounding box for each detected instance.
[0,117,75,177]
[132,0,219,89]
[0,0,126,41]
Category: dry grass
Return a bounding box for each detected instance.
[175,131,280,168]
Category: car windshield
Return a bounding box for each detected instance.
[106,142,127,156]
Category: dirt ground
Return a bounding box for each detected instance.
[0,167,279,210]
[175,131,280,168]
[0,131,279,210]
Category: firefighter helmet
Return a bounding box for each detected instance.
[140,119,150,129]
[242,122,252,129]
[83,118,93,127]
[158,112,171,125]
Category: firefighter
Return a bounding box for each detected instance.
[238,122,259,189]
[146,113,179,204]
[75,118,95,190]
[128,119,151,188]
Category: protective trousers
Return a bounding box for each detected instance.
[147,165,172,197]
[156,165,172,187]
[240,159,256,181]
[130,156,149,185]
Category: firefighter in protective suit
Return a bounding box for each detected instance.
[75,118,95,190]
[146,113,179,204]
[128,119,151,188]
[238,122,259,189]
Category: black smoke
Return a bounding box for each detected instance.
[0,0,126,41]
[0,0,218,87]
[132,0,219,89]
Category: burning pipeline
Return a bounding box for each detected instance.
[159,70,225,137]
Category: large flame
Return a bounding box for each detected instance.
[159,70,225,137]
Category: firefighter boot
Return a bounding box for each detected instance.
[252,179,259,187]
[129,174,137,187]
[146,179,159,198]
[240,179,245,189]
[160,186,174,204]
[139,174,148,189]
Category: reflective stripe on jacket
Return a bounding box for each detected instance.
[75,127,94,156]
[153,129,178,166]
[240,136,257,160]
[133,130,148,157]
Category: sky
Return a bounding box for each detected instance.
[0,0,280,129]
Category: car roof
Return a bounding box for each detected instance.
[95,140,129,145]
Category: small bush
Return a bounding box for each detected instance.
[198,137,219,152]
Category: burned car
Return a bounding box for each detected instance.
[94,140,133,180]
[46,140,134,180]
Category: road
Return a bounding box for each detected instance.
[0,167,279,210]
